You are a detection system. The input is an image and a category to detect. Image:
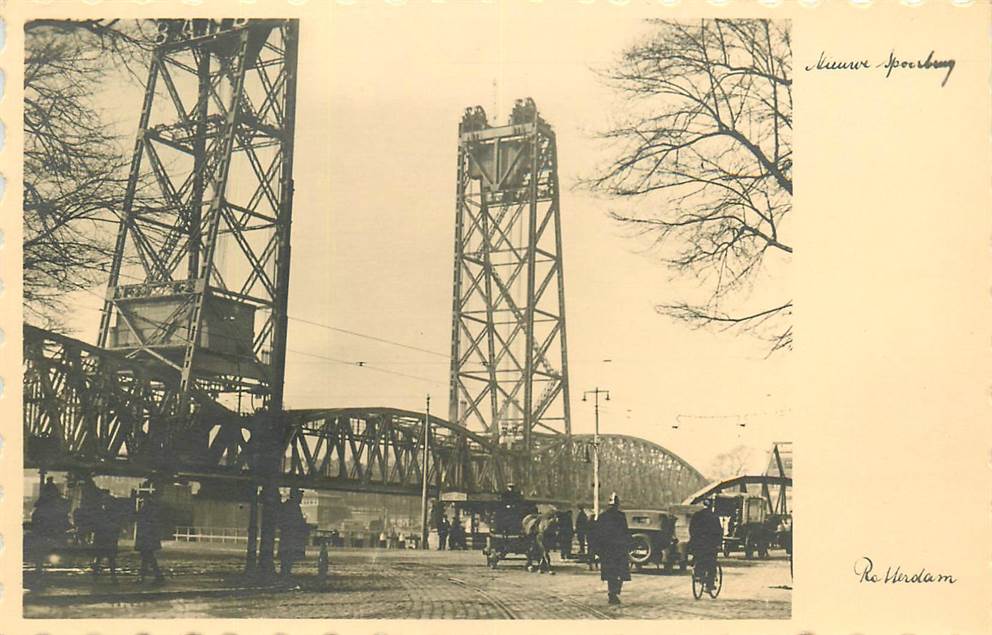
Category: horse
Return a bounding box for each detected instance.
[521,510,559,574]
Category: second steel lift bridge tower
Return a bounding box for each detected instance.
[449,99,572,490]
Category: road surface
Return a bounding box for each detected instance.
[24,544,792,619]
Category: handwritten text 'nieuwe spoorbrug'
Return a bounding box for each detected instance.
[804,51,956,87]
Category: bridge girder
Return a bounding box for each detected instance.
[24,325,706,505]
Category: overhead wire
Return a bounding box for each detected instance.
[66,286,447,385]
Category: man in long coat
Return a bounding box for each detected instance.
[279,489,309,577]
[596,492,632,605]
[575,506,589,555]
[134,490,165,583]
[558,510,574,560]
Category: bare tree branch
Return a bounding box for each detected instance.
[23,20,157,328]
[586,19,792,353]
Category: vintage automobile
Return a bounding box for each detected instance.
[668,503,705,569]
[713,493,777,559]
[625,509,688,572]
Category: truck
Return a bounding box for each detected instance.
[713,493,778,559]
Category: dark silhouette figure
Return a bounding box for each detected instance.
[73,477,102,545]
[449,516,467,550]
[134,491,165,583]
[91,491,128,581]
[437,515,450,551]
[558,510,574,559]
[29,478,71,572]
[279,489,309,577]
[688,499,724,590]
[596,493,632,605]
[575,507,589,555]
[585,512,600,571]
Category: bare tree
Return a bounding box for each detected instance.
[708,444,755,481]
[23,20,154,328]
[589,19,792,353]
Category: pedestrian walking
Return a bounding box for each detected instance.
[134,490,165,584]
[91,491,127,581]
[437,515,450,551]
[575,506,589,555]
[451,516,468,550]
[29,478,70,572]
[278,489,309,577]
[558,510,574,560]
[596,493,632,605]
[73,477,102,545]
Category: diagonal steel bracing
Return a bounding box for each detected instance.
[96,19,299,419]
[448,100,573,495]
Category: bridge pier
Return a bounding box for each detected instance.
[256,482,281,577]
[244,486,259,574]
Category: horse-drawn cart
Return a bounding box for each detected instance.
[482,491,539,569]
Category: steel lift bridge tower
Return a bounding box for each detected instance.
[93,18,298,571]
[450,99,572,493]
[97,19,298,435]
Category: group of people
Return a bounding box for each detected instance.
[590,493,725,605]
[31,479,312,581]
[277,488,310,576]
[29,477,167,583]
[434,514,468,550]
[493,488,724,607]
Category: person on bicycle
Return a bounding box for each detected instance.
[688,498,723,590]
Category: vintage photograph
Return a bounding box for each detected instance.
[21,13,794,619]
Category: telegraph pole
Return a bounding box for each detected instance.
[420,394,431,549]
[582,388,610,518]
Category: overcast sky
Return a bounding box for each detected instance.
[65,7,792,477]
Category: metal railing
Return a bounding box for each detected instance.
[172,526,249,544]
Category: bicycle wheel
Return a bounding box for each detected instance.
[691,567,704,600]
[707,562,723,599]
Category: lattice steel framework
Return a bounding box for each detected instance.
[23,324,242,473]
[25,326,706,503]
[449,99,572,462]
[96,19,299,414]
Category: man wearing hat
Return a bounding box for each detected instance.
[596,492,632,605]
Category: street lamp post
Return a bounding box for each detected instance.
[582,388,610,518]
[420,394,431,549]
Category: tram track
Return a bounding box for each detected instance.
[445,576,520,619]
[394,559,615,620]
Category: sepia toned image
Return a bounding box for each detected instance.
[4,2,991,634]
[20,12,793,620]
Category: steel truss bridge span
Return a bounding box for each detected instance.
[24,325,706,506]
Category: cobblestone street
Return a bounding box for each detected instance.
[25,544,791,619]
